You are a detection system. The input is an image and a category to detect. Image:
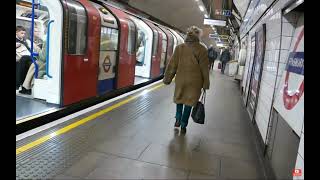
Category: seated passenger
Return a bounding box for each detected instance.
[19,24,47,95]
[19,40,46,95]
[16,26,31,61]
[34,27,44,49]
[16,26,41,90]
[16,26,32,90]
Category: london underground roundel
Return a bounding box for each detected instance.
[283,28,304,110]
[273,13,304,135]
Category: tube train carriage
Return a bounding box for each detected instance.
[16,0,185,120]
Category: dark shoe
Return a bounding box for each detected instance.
[174,121,180,127]
[19,87,31,95]
[181,127,187,134]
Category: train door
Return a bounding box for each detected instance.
[106,5,136,89]
[90,2,119,95]
[158,26,174,69]
[129,16,153,82]
[144,21,162,78]
[168,28,178,51]
[157,27,167,75]
[16,0,63,120]
[62,0,101,106]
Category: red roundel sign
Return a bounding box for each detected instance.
[103,55,112,73]
[283,28,304,110]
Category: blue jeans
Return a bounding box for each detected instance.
[175,104,192,128]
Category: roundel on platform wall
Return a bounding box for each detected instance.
[274,13,304,136]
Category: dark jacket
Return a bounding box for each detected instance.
[220,49,231,63]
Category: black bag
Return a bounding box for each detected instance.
[191,91,206,124]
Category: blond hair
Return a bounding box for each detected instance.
[186,26,202,39]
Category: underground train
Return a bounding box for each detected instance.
[16,0,185,118]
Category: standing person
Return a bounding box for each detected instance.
[207,44,217,70]
[220,47,231,74]
[163,26,210,134]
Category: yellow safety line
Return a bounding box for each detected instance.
[16,83,165,155]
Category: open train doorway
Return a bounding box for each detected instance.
[129,16,153,85]
[16,0,63,122]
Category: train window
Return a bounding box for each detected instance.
[161,39,167,68]
[65,0,87,55]
[152,30,159,56]
[100,27,119,51]
[127,20,136,55]
[170,35,174,51]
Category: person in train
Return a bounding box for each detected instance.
[136,31,145,50]
[208,44,218,70]
[19,23,47,95]
[16,26,34,90]
[136,40,145,66]
[34,26,44,49]
[163,26,210,134]
[220,47,231,74]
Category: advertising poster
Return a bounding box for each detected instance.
[247,24,266,120]
[243,34,256,105]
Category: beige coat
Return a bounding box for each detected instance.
[163,42,210,107]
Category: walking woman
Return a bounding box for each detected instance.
[163,26,210,133]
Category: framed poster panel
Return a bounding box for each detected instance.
[243,34,256,105]
[247,24,266,121]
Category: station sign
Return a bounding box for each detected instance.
[204,18,226,26]
[215,9,232,16]
[209,34,218,39]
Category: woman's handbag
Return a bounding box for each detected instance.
[191,90,206,124]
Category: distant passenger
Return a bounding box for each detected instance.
[163,26,210,134]
[208,44,217,70]
[136,41,145,66]
[136,31,145,50]
[220,47,231,74]
[34,26,44,49]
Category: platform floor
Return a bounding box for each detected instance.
[16,71,267,179]
[134,76,150,85]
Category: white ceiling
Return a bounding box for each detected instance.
[127,0,218,48]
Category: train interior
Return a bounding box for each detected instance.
[130,15,154,84]
[16,0,63,122]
